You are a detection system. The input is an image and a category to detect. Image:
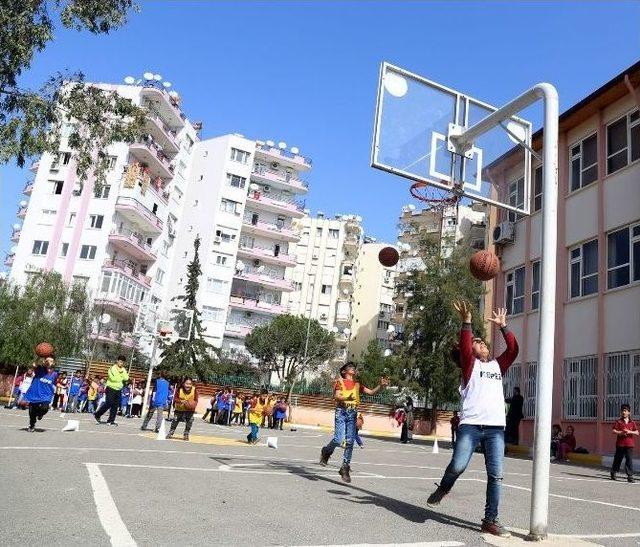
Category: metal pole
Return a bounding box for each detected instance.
[141,334,158,418]
[528,84,559,541]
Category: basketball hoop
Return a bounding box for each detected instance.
[409,181,460,211]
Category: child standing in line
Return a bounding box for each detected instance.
[450,410,460,447]
[611,404,638,483]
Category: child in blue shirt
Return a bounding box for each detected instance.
[24,357,58,432]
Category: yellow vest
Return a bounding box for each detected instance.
[249,397,266,425]
[337,379,360,408]
[175,387,195,411]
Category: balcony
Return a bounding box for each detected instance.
[5,254,14,267]
[108,229,157,263]
[102,258,152,289]
[255,143,312,171]
[228,294,286,316]
[224,324,253,339]
[94,295,139,317]
[29,160,40,173]
[17,205,27,219]
[241,217,299,242]
[251,166,309,194]
[23,180,34,196]
[10,228,21,243]
[145,113,180,156]
[245,190,305,218]
[233,268,295,292]
[90,328,135,349]
[129,137,175,180]
[141,86,185,130]
[115,196,163,235]
[343,234,360,248]
[237,244,296,267]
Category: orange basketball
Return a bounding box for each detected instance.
[35,341,54,358]
[378,246,399,268]
[469,250,500,281]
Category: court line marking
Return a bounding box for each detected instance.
[291,543,464,547]
[85,463,137,547]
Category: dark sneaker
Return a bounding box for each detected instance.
[481,519,511,538]
[611,472,616,480]
[154,428,159,433]
[339,463,351,483]
[319,447,331,466]
[140,426,148,431]
[183,433,190,441]
[27,426,35,432]
[628,477,635,483]
[108,422,118,427]
[94,415,102,424]
[167,432,174,439]
[426,483,449,507]
[247,434,252,443]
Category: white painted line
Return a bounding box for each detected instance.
[291,543,464,547]
[85,463,137,546]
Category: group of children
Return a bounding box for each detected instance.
[202,388,289,431]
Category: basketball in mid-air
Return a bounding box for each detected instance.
[35,341,54,358]
[378,246,399,268]
[469,250,501,281]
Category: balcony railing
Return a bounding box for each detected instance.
[17,205,27,218]
[23,180,34,195]
[103,258,152,288]
[224,324,253,338]
[256,143,312,167]
[115,196,163,234]
[228,294,285,316]
[141,85,186,126]
[234,268,294,292]
[251,166,309,192]
[246,189,305,215]
[29,160,40,173]
[94,294,140,317]
[130,136,174,180]
[90,328,135,348]
[145,111,180,155]
[10,228,21,242]
[237,243,296,266]
[5,255,14,267]
[108,229,157,262]
[241,217,298,241]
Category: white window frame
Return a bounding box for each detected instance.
[605,351,640,421]
[88,214,104,229]
[79,245,97,260]
[155,269,165,284]
[505,266,525,316]
[533,165,543,212]
[606,110,640,175]
[206,278,228,294]
[569,239,598,298]
[531,260,541,311]
[39,209,57,226]
[563,355,598,420]
[220,198,241,215]
[507,177,524,222]
[328,228,339,239]
[524,361,538,418]
[226,173,247,189]
[202,306,224,323]
[32,240,49,255]
[607,222,640,290]
[214,254,230,267]
[94,185,111,199]
[230,147,250,164]
[321,284,332,295]
[569,132,598,192]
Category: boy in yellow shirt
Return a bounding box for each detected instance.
[247,389,268,444]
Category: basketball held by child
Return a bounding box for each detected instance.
[35,341,54,358]
[378,246,399,267]
[469,250,500,281]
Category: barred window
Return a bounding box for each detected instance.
[524,361,538,418]
[563,356,597,419]
[502,363,522,400]
[605,351,640,421]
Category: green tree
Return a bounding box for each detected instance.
[359,339,390,389]
[245,314,336,401]
[0,271,94,370]
[157,237,218,380]
[395,235,485,429]
[1,1,146,190]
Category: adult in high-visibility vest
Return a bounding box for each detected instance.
[319,362,388,483]
[167,378,199,441]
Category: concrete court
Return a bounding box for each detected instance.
[1,408,639,547]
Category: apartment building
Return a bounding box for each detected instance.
[348,242,397,361]
[7,80,197,358]
[164,136,311,354]
[283,213,363,363]
[488,60,640,455]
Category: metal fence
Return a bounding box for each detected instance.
[604,351,640,421]
[524,361,538,419]
[563,355,597,420]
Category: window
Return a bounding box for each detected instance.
[79,245,97,260]
[533,165,543,212]
[32,240,49,255]
[607,110,640,174]
[293,281,302,291]
[220,198,241,215]
[230,147,250,164]
[507,177,524,222]
[505,266,525,315]
[51,151,71,170]
[173,186,183,202]
[39,209,57,225]
[161,240,170,257]
[106,155,117,169]
[569,133,598,191]
[213,253,230,267]
[321,284,332,295]
[88,214,103,229]
[316,227,323,237]
[563,356,597,419]
[328,228,339,239]
[215,228,236,244]
[155,269,165,284]
[206,278,229,294]
[202,306,224,322]
[607,223,640,289]
[51,180,64,195]
[524,362,538,418]
[176,160,187,177]
[502,363,521,399]
[60,243,69,257]
[531,260,541,311]
[605,351,640,420]
[183,135,194,152]
[377,320,390,331]
[99,271,147,304]
[226,173,247,189]
[68,212,76,227]
[94,185,111,199]
[570,239,598,298]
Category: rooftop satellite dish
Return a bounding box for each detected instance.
[343,328,351,336]
[266,140,275,147]
[278,142,287,149]
[331,326,339,333]
[236,260,245,271]
[11,245,18,253]
[19,200,27,207]
[408,204,416,211]
[153,74,162,81]
[355,216,362,222]
[163,81,172,88]
[124,76,135,85]
[100,313,111,324]
[387,324,395,334]
[143,72,154,81]
[290,146,299,154]
[168,90,179,98]
[13,224,20,230]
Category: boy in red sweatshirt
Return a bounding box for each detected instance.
[427,301,518,538]
[611,404,638,483]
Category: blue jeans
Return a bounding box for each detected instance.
[249,423,259,441]
[87,400,97,414]
[439,424,505,521]
[323,406,357,465]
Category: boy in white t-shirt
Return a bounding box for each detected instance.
[427,301,518,538]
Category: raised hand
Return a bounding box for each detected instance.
[453,300,472,323]
[488,308,507,328]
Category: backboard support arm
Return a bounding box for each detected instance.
[454,84,559,541]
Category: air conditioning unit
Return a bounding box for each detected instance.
[72,189,81,196]
[270,161,279,169]
[253,259,260,267]
[263,185,270,192]
[245,311,253,318]
[214,236,221,243]
[320,313,327,320]
[493,222,515,245]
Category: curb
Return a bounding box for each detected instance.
[506,444,608,468]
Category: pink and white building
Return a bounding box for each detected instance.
[488,61,640,455]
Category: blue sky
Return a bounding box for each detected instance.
[1,1,639,267]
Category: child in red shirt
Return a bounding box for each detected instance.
[557,425,576,462]
[611,404,638,483]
